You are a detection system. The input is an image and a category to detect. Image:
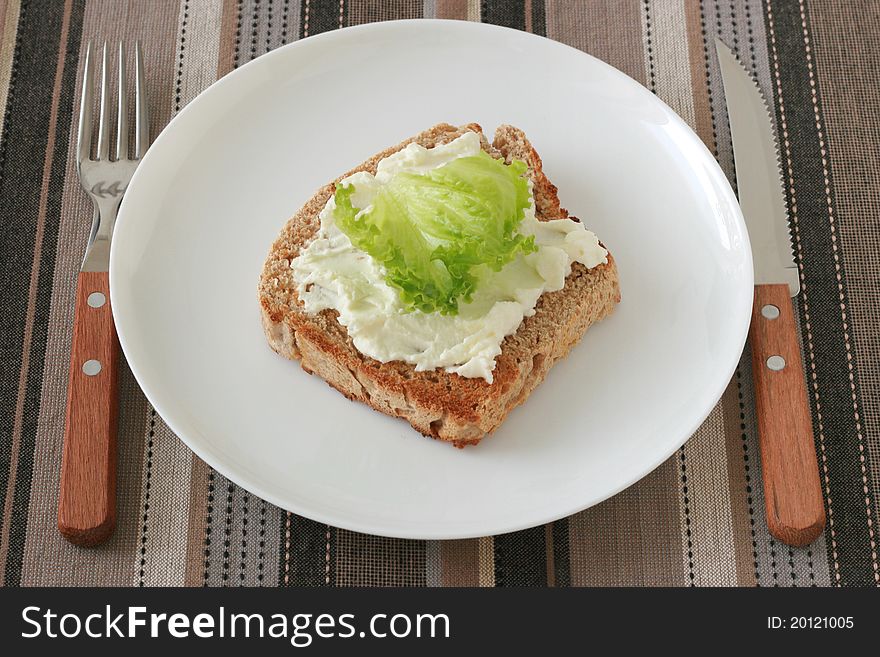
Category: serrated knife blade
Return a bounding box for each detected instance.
[715,38,799,296]
[716,38,824,547]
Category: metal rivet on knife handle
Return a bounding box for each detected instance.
[761,304,780,320]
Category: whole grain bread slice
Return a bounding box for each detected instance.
[259,123,620,446]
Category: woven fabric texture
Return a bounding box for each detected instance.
[0,0,877,587]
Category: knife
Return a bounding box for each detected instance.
[715,39,825,547]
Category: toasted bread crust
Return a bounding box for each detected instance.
[259,123,620,446]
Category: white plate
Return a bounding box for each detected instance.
[111,20,752,539]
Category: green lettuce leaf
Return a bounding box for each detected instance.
[333,151,536,315]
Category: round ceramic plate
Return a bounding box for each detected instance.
[111,20,752,539]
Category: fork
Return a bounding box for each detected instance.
[58,41,150,547]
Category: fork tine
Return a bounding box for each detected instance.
[116,41,128,161]
[96,42,110,160]
[135,41,150,158]
[76,42,94,163]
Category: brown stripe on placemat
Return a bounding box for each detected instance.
[682,0,715,154]
[434,0,467,20]
[184,452,209,585]
[348,0,422,25]
[568,457,685,586]
[437,539,481,586]
[477,535,494,586]
[808,0,880,550]
[544,0,644,83]
[215,0,238,77]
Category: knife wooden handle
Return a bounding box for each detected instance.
[58,271,118,547]
[750,283,825,546]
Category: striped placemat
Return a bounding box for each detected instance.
[0,0,877,587]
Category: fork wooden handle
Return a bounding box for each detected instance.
[58,271,118,546]
[750,284,825,546]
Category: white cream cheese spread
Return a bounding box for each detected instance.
[290,132,608,383]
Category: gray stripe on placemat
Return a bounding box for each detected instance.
[543,0,687,587]
[765,0,878,585]
[0,0,82,586]
[544,0,645,83]
[567,458,686,586]
[300,0,344,37]
[759,0,834,586]
[643,0,739,587]
[171,0,296,586]
[802,0,880,583]
[0,0,21,145]
[699,0,835,587]
[279,514,336,586]
[336,530,426,586]
[493,526,547,587]
[133,2,204,581]
[114,0,209,587]
[724,0,832,587]
[681,405,739,586]
[425,539,441,586]
[648,0,695,126]
[722,371,759,586]
[166,0,226,583]
[527,0,545,36]
[0,0,39,583]
[481,0,525,31]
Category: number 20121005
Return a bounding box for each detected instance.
[769,617,854,629]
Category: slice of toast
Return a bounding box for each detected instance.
[259,123,620,447]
